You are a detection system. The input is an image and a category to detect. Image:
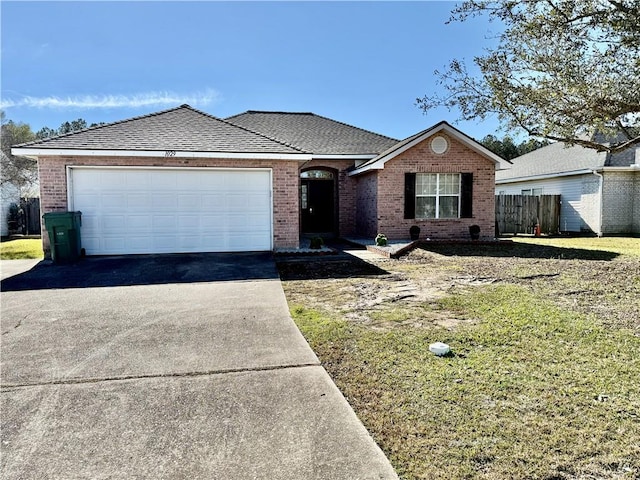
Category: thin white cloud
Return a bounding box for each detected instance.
[0,89,220,110]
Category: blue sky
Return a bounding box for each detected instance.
[1,1,503,141]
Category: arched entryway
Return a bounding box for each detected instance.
[300,168,337,235]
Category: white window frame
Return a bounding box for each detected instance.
[415,173,461,219]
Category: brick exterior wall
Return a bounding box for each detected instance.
[356,133,497,240]
[580,174,601,233]
[355,172,378,238]
[601,170,640,234]
[37,156,300,254]
[300,159,357,237]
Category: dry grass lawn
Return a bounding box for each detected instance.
[0,238,44,260]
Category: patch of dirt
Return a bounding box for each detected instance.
[277,243,640,332]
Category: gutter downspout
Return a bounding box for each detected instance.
[592,170,603,237]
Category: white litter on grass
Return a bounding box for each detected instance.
[429,342,451,356]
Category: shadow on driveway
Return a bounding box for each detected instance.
[1,252,279,292]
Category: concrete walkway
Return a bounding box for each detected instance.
[1,255,398,479]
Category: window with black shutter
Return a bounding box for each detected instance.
[404,172,473,219]
[404,173,416,219]
[460,172,473,218]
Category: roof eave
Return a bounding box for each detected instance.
[496,169,597,184]
[311,154,378,160]
[10,147,312,161]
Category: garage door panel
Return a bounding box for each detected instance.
[178,216,201,229]
[101,194,128,209]
[73,194,99,208]
[175,173,205,189]
[124,170,151,188]
[126,236,153,252]
[201,194,225,208]
[228,171,268,188]
[247,191,269,201]
[71,168,272,254]
[226,195,249,210]
[127,194,151,208]
[177,194,200,209]
[152,236,178,250]
[103,236,126,251]
[79,214,99,232]
[248,214,271,227]
[98,171,126,187]
[150,172,178,188]
[230,234,269,251]
[200,215,224,229]
[126,215,152,230]
[152,215,177,230]
[151,194,178,209]
[80,236,100,252]
[177,235,205,249]
[102,215,127,229]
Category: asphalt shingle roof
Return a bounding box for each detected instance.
[17,105,304,154]
[497,142,606,180]
[226,111,399,155]
[497,136,639,181]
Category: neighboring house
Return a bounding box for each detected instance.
[12,105,507,256]
[1,181,20,237]
[1,149,21,236]
[495,140,640,235]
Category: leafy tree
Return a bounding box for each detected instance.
[36,118,95,139]
[480,135,519,160]
[480,134,549,160]
[35,126,57,139]
[417,0,640,153]
[518,137,551,155]
[58,119,87,135]
[1,112,37,193]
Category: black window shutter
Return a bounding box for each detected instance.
[460,172,473,218]
[404,173,416,219]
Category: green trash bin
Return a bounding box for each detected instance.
[43,211,82,263]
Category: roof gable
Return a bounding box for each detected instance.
[350,121,508,176]
[226,111,398,156]
[14,105,305,156]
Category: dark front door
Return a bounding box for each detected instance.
[301,179,335,233]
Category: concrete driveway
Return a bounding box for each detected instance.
[1,254,397,479]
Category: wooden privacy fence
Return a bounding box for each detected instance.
[495,195,561,235]
[19,197,41,235]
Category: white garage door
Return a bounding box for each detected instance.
[70,167,272,255]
